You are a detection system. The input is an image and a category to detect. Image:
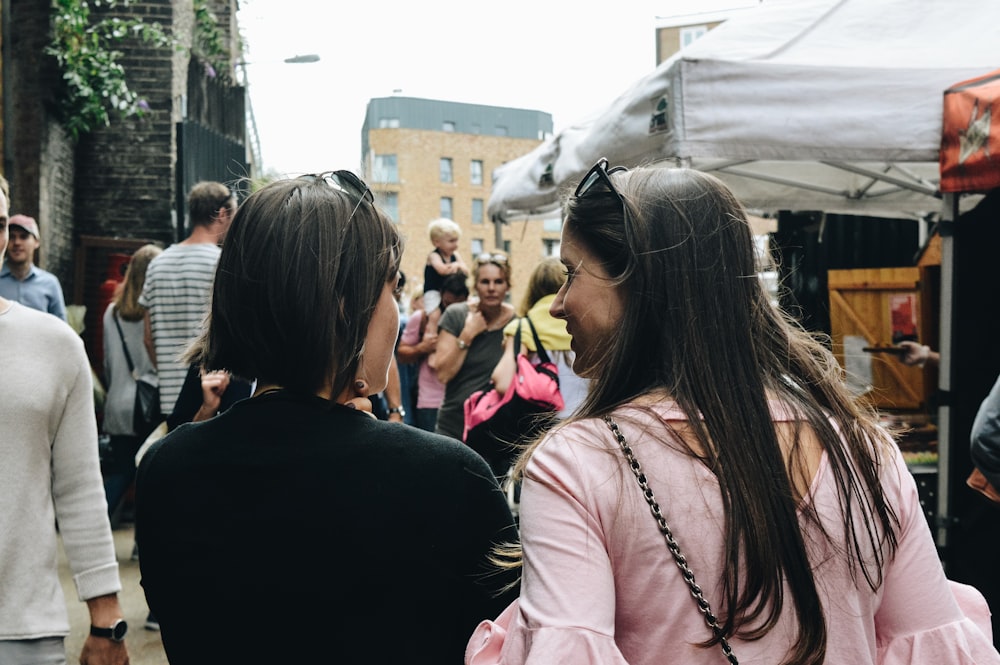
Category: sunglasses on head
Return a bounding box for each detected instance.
[476,252,508,264]
[575,158,635,247]
[300,170,375,221]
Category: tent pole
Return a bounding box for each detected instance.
[936,192,958,552]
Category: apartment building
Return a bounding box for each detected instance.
[361,96,556,308]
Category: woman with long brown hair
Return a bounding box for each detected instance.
[467,161,998,664]
[101,243,162,516]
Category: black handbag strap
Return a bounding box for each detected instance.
[604,416,739,664]
[111,309,137,375]
[513,316,553,365]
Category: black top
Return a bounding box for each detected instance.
[165,363,253,431]
[136,391,519,664]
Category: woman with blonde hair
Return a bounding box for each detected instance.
[494,256,587,418]
[101,243,162,516]
[434,252,517,440]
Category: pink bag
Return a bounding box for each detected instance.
[463,317,563,476]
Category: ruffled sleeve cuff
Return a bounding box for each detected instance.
[466,600,632,665]
[878,582,1000,665]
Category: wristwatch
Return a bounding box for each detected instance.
[456,338,469,351]
[388,405,406,418]
[90,618,128,642]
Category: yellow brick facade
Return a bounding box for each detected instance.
[364,127,561,310]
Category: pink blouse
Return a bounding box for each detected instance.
[467,403,999,664]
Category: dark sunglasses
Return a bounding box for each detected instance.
[301,170,375,221]
[574,157,634,247]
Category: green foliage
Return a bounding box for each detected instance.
[192,0,231,80]
[46,0,171,140]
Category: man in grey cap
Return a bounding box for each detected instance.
[0,214,67,320]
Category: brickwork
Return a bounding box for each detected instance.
[366,126,560,308]
[74,0,179,249]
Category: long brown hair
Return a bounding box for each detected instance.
[511,166,899,665]
[113,244,162,321]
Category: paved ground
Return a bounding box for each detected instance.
[59,523,168,665]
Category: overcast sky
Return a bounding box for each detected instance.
[238,0,757,177]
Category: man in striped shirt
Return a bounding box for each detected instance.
[141,182,237,413]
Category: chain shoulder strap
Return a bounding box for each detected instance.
[604,415,739,665]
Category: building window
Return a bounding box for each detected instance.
[440,158,453,183]
[495,126,508,136]
[502,240,511,254]
[543,238,561,257]
[680,25,707,48]
[440,197,453,219]
[470,160,483,185]
[543,216,562,233]
[378,117,400,128]
[471,198,484,225]
[470,238,484,256]
[443,120,456,132]
[373,154,398,183]
[377,191,399,222]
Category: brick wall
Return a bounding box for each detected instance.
[74,0,180,247]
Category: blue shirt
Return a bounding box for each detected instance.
[0,264,67,321]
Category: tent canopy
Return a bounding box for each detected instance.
[490,0,1000,221]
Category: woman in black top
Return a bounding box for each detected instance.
[135,172,519,664]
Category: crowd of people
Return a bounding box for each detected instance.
[3,162,1000,664]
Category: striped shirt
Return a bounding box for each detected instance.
[139,243,220,412]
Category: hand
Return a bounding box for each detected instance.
[417,333,438,353]
[898,340,931,367]
[464,309,488,340]
[80,635,129,665]
[200,370,231,412]
[388,411,403,423]
[344,380,376,419]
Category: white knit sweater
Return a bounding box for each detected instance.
[0,303,121,638]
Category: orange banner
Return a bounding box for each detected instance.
[940,69,1000,194]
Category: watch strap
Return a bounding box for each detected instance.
[90,618,128,641]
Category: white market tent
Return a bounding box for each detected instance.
[488,0,1000,557]
[488,0,1000,222]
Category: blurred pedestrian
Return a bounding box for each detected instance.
[398,273,470,431]
[0,188,130,665]
[140,181,236,413]
[101,243,162,519]
[493,256,587,418]
[0,214,67,320]
[434,252,516,440]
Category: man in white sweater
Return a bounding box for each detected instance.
[0,192,128,663]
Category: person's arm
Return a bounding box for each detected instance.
[52,338,127,664]
[429,250,452,276]
[385,356,404,422]
[490,335,517,396]
[971,375,1000,489]
[874,451,997,657]
[451,251,470,275]
[397,312,436,364]
[435,306,487,385]
[50,279,68,322]
[143,309,156,368]
[509,426,630,662]
[898,340,939,368]
[79,593,129,665]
